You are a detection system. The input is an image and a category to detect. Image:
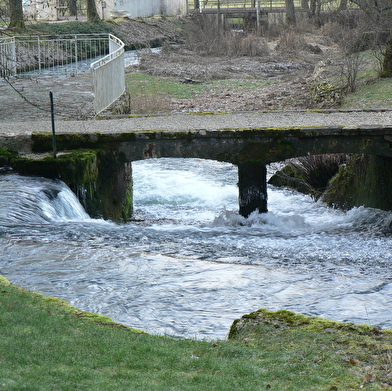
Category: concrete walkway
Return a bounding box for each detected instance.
[2,109,392,136]
[0,76,94,122]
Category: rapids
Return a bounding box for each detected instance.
[1,158,392,339]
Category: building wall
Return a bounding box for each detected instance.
[102,0,187,19]
[23,0,58,20]
[22,0,188,21]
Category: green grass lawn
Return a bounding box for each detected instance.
[125,73,274,114]
[1,276,392,390]
[343,77,392,109]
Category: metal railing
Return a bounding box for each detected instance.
[188,0,300,10]
[91,34,125,115]
[0,33,125,114]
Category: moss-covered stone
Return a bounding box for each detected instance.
[229,308,390,340]
[268,164,312,194]
[0,148,18,167]
[32,132,99,152]
[323,154,392,211]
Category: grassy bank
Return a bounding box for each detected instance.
[125,73,277,114]
[1,276,392,390]
[342,77,392,109]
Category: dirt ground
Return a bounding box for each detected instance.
[120,17,341,113]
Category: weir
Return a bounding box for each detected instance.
[1,125,392,221]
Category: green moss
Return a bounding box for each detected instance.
[42,295,143,332]
[0,148,18,166]
[0,275,11,286]
[229,308,389,339]
[32,132,99,152]
[98,132,137,142]
[323,154,392,211]
[123,180,133,220]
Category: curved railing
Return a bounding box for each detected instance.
[0,33,125,115]
[90,34,125,115]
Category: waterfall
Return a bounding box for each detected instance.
[0,174,89,224]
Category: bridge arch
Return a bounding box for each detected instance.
[107,126,392,218]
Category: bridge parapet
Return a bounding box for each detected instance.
[19,125,392,163]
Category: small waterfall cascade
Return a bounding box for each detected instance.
[0,174,89,224]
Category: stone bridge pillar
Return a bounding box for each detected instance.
[238,161,267,217]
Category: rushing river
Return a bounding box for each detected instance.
[1,158,392,340]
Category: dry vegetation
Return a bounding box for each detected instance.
[124,12,384,114]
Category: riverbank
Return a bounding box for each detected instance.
[2,17,392,121]
[1,275,392,390]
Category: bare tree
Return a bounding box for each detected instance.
[348,0,392,76]
[285,0,296,26]
[338,0,348,11]
[8,0,25,29]
[382,35,392,77]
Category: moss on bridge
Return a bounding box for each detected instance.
[0,148,133,222]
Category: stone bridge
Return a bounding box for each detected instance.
[1,122,392,220]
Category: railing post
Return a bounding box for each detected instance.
[38,36,41,72]
[49,91,57,159]
[10,38,17,76]
[74,35,78,75]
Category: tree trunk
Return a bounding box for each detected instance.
[382,34,392,77]
[87,0,100,21]
[8,0,25,29]
[285,0,296,26]
[338,0,347,11]
[309,0,315,15]
[68,0,77,16]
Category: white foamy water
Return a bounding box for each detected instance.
[0,158,392,339]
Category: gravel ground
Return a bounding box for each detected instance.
[1,110,392,137]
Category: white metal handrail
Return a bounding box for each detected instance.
[91,34,125,114]
[0,33,125,115]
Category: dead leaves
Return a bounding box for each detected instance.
[344,358,357,365]
[360,373,373,387]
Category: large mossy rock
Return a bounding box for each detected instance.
[268,154,347,200]
[322,154,392,211]
[268,164,313,195]
[228,308,385,340]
